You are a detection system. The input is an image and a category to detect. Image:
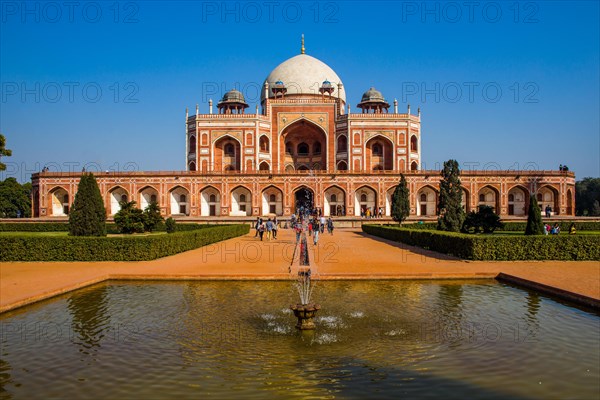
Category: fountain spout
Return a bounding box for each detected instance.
[289,221,320,329]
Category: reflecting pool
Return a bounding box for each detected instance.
[1,280,598,399]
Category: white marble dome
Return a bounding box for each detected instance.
[261,54,346,103]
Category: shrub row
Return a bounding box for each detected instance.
[400,221,600,232]
[362,224,600,261]
[0,222,214,233]
[0,224,250,261]
[494,221,600,232]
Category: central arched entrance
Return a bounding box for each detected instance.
[281,119,327,172]
[294,186,314,215]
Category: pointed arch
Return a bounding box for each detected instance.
[537,185,559,216]
[259,135,270,152]
[384,184,400,217]
[337,135,348,154]
[461,187,471,213]
[337,160,348,171]
[477,185,500,214]
[410,135,418,152]
[108,186,129,215]
[49,186,70,216]
[189,135,196,154]
[230,185,252,216]
[200,185,220,216]
[138,185,159,210]
[416,185,438,216]
[213,134,242,172]
[281,118,328,173]
[366,135,393,171]
[324,185,346,216]
[292,185,315,214]
[354,185,377,217]
[566,188,574,215]
[169,185,190,216]
[259,161,270,171]
[262,185,283,215]
[507,185,529,216]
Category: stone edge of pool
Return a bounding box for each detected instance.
[1,272,598,314]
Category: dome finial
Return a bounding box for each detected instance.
[301,34,305,54]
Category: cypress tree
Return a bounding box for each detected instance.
[69,173,106,236]
[437,159,465,232]
[525,195,545,235]
[391,174,410,224]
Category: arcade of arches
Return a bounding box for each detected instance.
[37,178,575,218]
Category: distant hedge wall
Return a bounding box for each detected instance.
[0,224,249,261]
[362,225,600,261]
[0,222,215,234]
[392,221,600,232]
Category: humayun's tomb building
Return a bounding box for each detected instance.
[31,39,575,220]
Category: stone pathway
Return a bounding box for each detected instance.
[1,228,598,313]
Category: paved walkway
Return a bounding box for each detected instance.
[1,228,599,313]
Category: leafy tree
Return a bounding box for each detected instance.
[391,174,410,224]
[165,217,176,233]
[0,134,12,171]
[592,200,600,216]
[114,201,144,234]
[525,196,544,235]
[437,159,465,232]
[0,178,31,218]
[142,201,164,232]
[462,205,503,234]
[576,177,600,216]
[69,173,106,236]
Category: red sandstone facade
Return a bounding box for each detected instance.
[30,46,576,219]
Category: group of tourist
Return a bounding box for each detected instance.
[290,213,335,245]
[254,217,279,241]
[361,207,384,218]
[254,212,335,245]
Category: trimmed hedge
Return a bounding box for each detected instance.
[495,221,600,232]
[399,221,600,232]
[0,222,214,233]
[0,224,250,261]
[363,224,600,261]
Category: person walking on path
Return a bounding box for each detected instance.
[266,218,273,241]
[320,216,326,234]
[258,221,265,241]
[272,217,278,239]
[254,217,262,238]
[327,217,334,235]
[294,221,302,243]
[313,220,320,245]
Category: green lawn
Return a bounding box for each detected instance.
[0,231,69,237]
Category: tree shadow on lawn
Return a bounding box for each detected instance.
[353,230,461,261]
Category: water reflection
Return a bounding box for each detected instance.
[67,285,110,355]
[0,280,598,400]
[0,356,17,399]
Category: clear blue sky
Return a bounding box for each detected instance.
[1,0,598,182]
